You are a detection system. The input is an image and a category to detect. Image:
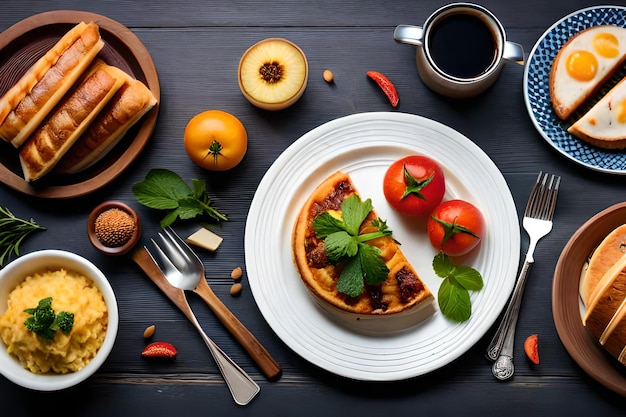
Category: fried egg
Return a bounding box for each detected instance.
[550,25,626,120]
[568,76,626,149]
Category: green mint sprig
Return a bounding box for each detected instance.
[132,169,228,228]
[313,194,392,298]
[433,251,483,322]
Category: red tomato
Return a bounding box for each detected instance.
[383,155,445,216]
[427,199,485,256]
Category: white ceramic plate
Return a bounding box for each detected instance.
[245,112,519,381]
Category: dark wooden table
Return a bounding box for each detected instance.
[3,0,626,415]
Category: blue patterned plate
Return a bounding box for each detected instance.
[524,6,626,174]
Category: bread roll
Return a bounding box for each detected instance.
[55,77,157,174]
[0,21,104,148]
[582,224,626,365]
[19,60,126,182]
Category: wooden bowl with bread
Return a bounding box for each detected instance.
[0,11,160,199]
[553,202,626,396]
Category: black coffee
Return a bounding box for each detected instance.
[428,13,497,79]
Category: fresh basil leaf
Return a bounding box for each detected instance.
[159,210,180,228]
[324,231,358,262]
[191,178,207,199]
[359,243,389,285]
[176,197,207,220]
[438,278,471,322]
[132,169,192,209]
[133,169,227,227]
[336,256,364,298]
[454,265,484,291]
[313,212,347,237]
[341,194,372,236]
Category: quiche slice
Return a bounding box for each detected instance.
[292,171,433,315]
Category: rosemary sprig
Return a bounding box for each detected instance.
[0,207,46,268]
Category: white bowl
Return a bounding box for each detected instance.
[0,249,118,391]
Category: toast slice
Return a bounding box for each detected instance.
[550,25,626,120]
[568,76,626,149]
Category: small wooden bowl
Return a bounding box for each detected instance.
[87,201,141,256]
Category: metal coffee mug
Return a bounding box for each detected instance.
[394,2,524,99]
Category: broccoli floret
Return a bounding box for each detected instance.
[23,297,74,340]
[55,311,74,334]
[24,297,55,334]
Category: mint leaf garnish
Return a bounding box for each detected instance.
[438,277,471,322]
[433,251,483,322]
[312,193,392,298]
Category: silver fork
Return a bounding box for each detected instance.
[153,227,281,381]
[150,238,260,405]
[487,172,561,380]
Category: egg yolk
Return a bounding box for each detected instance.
[593,32,620,58]
[617,99,626,124]
[566,50,598,81]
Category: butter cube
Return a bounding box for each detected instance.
[186,228,223,252]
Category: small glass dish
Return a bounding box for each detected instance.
[87,201,141,256]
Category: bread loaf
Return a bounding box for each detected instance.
[55,77,157,174]
[0,21,104,148]
[18,60,126,182]
[582,224,626,365]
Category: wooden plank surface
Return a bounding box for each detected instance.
[2,0,626,415]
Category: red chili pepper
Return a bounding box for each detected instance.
[141,341,177,360]
[366,71,399,107]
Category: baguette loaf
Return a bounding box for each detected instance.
[19,60,126,182]
[55,77,157,174]
[0,21,104,148]
[582,224,626,365]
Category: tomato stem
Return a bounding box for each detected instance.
[431,215,480,248]
[208,139,223,167]
[401,164,433,200]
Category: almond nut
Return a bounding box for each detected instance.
[231,266,243,280]
[143,324,156,339]
[230,282,243,297]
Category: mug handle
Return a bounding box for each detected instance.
[503,41,524,65]
[394,24,424,46]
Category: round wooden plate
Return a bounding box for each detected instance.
[553,202,626,396]
[0,10,160,199]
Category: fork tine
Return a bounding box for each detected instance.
[525,172,561,220]
[151,238,180,276]
[151,236,190,289]
[155,228,195,271]
[523,172,547,217]
[546,175,560,221]
[163,227,201,264]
